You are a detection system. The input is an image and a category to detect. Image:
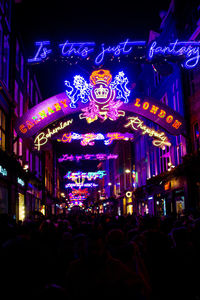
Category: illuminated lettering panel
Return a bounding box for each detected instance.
[58,153,118,162]
[124,116,171,150]
[58,132,133,146]
[148,40,200,69]
[64,170,107,181]
[65,183,98,188]
[28,39,146,65]
[127,97,185,136]
[28,39,200,69]
[34,119,73,150]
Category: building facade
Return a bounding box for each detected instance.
[134,0,200,216]
[0,0,58,221]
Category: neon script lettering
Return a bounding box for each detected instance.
[34,119,73,150]
[124,116,171,150]
[64,170,107,181]
[148,40,200,69]
[58,153,118,162]
[28,39,146,65]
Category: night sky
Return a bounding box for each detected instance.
[15,0,171,99]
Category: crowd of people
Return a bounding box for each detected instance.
[1,210,200,300]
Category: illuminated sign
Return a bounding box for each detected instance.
[17,177,25,186]
[0,165,7,176]
[34,119,73,150]
[28,39,200,69]
[58,132,133,146]
[58,153,118,162]
[64,170,106,181]
[66,69,130,122]
[28,39,146,65]
[148,40,200,69]
[15,69,186,139]
[124,116,171,149]
[65,183,98,188]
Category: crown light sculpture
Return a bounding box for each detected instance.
[65,69,131,123]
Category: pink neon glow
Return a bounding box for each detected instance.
[64,170,106,181]
[58,153,118,162]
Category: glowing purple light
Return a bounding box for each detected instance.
[65,183,98,188]
[58,153,118,162]
[59,132,134,146]
[64,170,106,181]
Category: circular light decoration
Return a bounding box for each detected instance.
[126,191,132,198]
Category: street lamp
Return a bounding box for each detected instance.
[125,169,131,174]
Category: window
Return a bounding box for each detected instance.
[30,80,33,105]
[161,93,168,105]
[19,91,23,117]
[0,109,6,151]
[16,40,20,70]
[3,34,9,86]
[159,146,170,173]
[29,152,32,171]
[13,129,17,155]
[172,81,180,112]
[194,122,200,151]
[20,54,24,81]
[175,136,183,165]
[14,80,18,116]
[27,70,30,94]
[19,138,23,165]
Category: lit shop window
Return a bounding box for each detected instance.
[18,193,25,221]
[0,109,6,151]
[194,122,200,151]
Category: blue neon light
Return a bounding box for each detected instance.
[27,38,200,69]
[65,70,131,108]
[94,39,146,65]
[148,39,200,69]
[28,41,52,63]
[28,39,146,65]
[65,75,93,108]
[59,41,95,58]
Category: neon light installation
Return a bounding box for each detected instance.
[58,132,133,146]
[34,119,73,150]
[27,41,52,63]
[28,39,200,69]
[59,41,95,58]
[64,170,106,181]
[65,69,131,122]
[148,40,200,69]
[132,98,183,132]
[65,183,98,188]
[124,116,171,150]
[58,153,118,162]
[28,39,146,65]
[94,40,146,65]
[18,98,69,136]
